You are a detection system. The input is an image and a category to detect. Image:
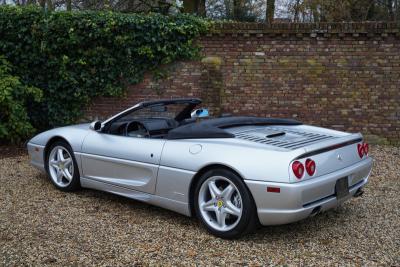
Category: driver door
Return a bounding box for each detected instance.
[80,131,165,194]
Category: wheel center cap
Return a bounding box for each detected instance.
[217,199,224,208]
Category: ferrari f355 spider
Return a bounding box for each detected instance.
[27,98,372,238]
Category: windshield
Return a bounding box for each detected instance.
[115,103,192,122]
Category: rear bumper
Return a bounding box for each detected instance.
[245,157,373,226]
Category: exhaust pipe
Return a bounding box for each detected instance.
[310,206,321,216]
[354,188,364,198]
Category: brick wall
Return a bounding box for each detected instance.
[85,22,400,144]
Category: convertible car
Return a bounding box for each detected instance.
[27,98,373,238]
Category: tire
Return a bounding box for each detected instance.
[45,140,80,192]
[194,168,258,239]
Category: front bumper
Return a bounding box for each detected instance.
[245,157,373,226]
[27,142,46,172]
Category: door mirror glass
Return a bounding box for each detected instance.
[191,108,209,118]
[90,120,102,132]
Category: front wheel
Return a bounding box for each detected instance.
[45,141,80,191]
[194,169,258,239]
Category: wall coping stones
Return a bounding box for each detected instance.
[209,22,400,37]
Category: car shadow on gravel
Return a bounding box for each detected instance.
[35,171,360,240]
[247,207,354,241]
[70,181,200,226]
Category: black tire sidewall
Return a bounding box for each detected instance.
[194,168,257,239]
[45,141,80,192]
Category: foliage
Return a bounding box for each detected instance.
[0,56,42,144]
[3,0,182,14]
[4,0,400,22]
[0,5,208,131]
[279,0,400,22]
[206,0,266,21]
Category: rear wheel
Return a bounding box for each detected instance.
[194,169,258,239]
[45,141,80,191]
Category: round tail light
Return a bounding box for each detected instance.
[292,161,304,179]
[357,143,364,158]
[305,159,316,176]
[363,143,369,156]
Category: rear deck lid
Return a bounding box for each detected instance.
[234,126,337,150]
[231,125,365,183]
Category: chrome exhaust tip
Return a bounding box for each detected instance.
[310,206,321,217]
[354,188,364,198]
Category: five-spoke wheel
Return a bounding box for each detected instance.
[194,169,258,239]
[198,176,243,232]
[46,141,80,191]
[48,146,74,187]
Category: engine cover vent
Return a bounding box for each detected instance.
[235,127,335,150]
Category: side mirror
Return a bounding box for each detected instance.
[90,120,102,132]
[191,108,209,118]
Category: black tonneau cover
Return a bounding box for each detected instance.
[167,116,302,140]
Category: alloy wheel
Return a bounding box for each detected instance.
[48,146,74,187]
[198,176,243,232]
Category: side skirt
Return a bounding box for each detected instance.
[80,177,191,217]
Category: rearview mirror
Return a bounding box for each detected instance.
[90,120,102,132]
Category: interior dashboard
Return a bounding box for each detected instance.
[107,117,179,138]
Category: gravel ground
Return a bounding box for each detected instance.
[0,145,399,266]
[0,145,25,159]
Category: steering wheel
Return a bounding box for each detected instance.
[124,121,150,138]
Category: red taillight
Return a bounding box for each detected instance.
[292,161,304,179]
[305,159,316,176]
[358,142,369,158]
[363,143,369,156]
[357,143,364,158]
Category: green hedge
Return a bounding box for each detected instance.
[0,6,208,137]
[0,56,42,143]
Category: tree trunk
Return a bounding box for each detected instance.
[233,0,245,20]
[224,0,232,18]
[104,0,111,10]
[293,0,301,22]
[183,0,206,16]
[387,0,394,20]
[183,0,196,13]
[38,0,46,8]
[66,0,72,11]
[197,0,206,16]
[311,8,319,22]
[266,0,275,23]
[46,0,53,10]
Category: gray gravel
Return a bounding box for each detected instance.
[0,145,399,266]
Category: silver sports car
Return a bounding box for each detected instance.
[27,98,373,238]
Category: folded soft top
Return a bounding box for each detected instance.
[167,116,302,140]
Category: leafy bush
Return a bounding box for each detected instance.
[0,6,208,131]
[0,56,42,143]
